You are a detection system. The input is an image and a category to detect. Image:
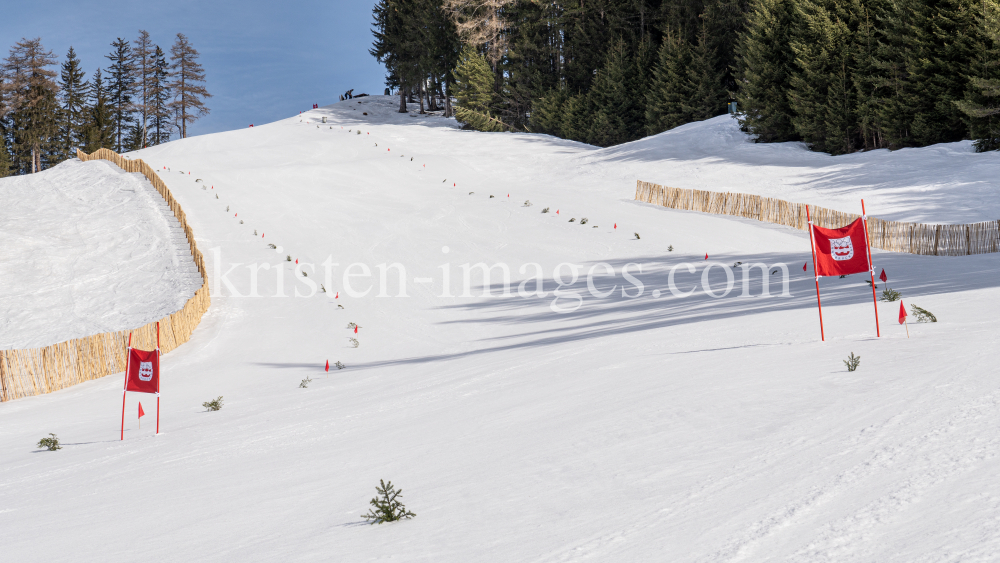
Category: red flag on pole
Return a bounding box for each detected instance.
[138,402,145,418]
[803,262,807,271]
[898,301,907,324]
[879,268,887,283]
[121,322,161,440]
[705,253,708,260]
[325,360,329,372]
[354,326,358,334]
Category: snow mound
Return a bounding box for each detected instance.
[0,159,203,349]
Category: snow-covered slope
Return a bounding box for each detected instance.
[0,159,202,349]
[2,97,999,562]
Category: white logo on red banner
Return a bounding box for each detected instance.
[830,236,854,261]
[139,361,153,381]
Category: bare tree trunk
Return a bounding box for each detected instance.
[398,86,407,113]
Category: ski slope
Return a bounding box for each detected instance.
[2,97,1000,562]
[0,159,202,349]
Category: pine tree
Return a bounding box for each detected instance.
[83,69,114,153]
[683,24,728,123]
[453,46,506,131]
[1,37,60,173]
[787,0,862,154]
[957,0,1000,150]
[733,0,798,142]
[908,0,977,146]
[531,86,571,137]
[586,37,646,147]
[646,33,693,134]
[105,38,135,152]
[57,46,88,160]
[167,33,211,138]
[150,46,172,145]
[133,30,156,148]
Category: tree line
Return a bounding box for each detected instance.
[371,0,1000,154]
[0,31,211,177]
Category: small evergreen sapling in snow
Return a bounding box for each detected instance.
[348,337,359,348]
[286,255,292,262]
[334,361,345,369]
[880,287,901,302]
[523,200,532,207]
[911,305,937,323]
[634,232,641,239]
[37,433,61,451]
[580,217,588,224]
[568,218,575,222]
[203,396,224,411]
[346,322,357,329]
[542,207,550,213]
[668,245,673,251]
[299,377,312,388]
[268,243,277,249]
[362,479,416,524]
[844,353,861,372]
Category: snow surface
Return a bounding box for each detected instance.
[0,159,202,349]
[2,96,1000,562]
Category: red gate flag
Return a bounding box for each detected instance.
[325,360,330,372]
[810,218,871,277]
[121,322,161,440]
[899,301,907,324]
[126,348,160,394]
[879,268,887,283]
[806,202,881,341]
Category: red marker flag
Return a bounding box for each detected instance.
[335,292,339,299]
[354,326,358,334]
[705,253,708,260]
[295,259,298,264]
[810,218,870,276]
[325,360,329,372]
[803,262,807,271]
[879,268,887,283]
[898,301,907,324]
[138,402,145,418]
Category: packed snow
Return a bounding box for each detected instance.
[0,159,202,349]
[2,96,999,562]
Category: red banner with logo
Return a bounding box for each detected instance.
[810,218,871,277]
[125,348,159,394]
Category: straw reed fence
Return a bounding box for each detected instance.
[0,149,210,402]
[635,180,1000,256]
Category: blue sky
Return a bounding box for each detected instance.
[2,0,386,137]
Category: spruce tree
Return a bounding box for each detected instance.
[168,33,211,138]
[57,46,88,160]
[733,0,798,142]
[787,0,862,154]
[83,69,114,153]
[957,0,1000,151]
[150,46,172,145]
[105,38,135,152]
[683,24,728,123]
[133,30,156,147]
[587,37,646,146]
[646,33,694,134]
[531,87,571,137]
[453,46,506,131]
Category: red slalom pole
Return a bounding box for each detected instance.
[121,332,132,440]
[861,200,881,337]
[806,205,825,341]
[156,322,161,435]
